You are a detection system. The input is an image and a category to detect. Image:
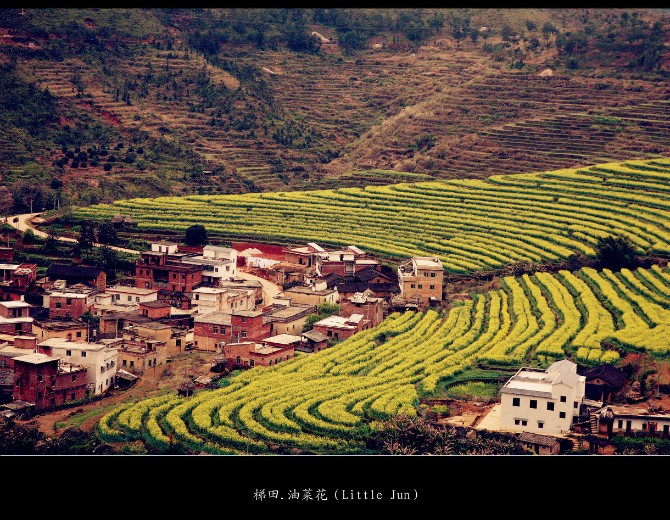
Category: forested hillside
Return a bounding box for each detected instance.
[0,8,668,211]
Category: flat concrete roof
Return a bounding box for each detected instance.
[264,334,302,345]
[106,286,158,295]
[0,300,31,308]
[14,353,56,365]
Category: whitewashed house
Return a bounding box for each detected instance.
[499,359,585,435]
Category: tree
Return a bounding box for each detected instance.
[183,224,208,246]
[595,235,639,270]
[0,186,14,218]
[303,302,341,332]
[78,220,96,251]
[96,222,119,245]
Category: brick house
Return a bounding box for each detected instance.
[0,300,33,335]
[43,288,96,320]
[312,313,367,342]
[32,318,88,343]
[340,292,386,328]
[280,283,339,307]
[222,341,294,368]
[139,300,172,319]
[397,256,444,308]
[323,266,399,303]
[45,264,106,291]
[103,286,159,307]
[0,246,14,262]
[299,329,329,354]
[135,249,203,293]
[264,301,316,336]
[13,353,88,411]
[38,338,118,395]
[116,338,167,375]
[193,310,270,351]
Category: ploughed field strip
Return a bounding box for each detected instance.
[75,158,670,274]
[96,264,670,454]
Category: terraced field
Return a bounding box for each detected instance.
[96,263,670,454]
[74,158,670,274]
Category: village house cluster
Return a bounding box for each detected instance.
[3,236,666,455]
[0,239,446,419]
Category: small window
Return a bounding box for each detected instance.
[241,331,247,338]
[512,397,520,407]
[66,298,72,305]
[37,374,43,383]
[145,283,150,288]
[71,393,76,400]
[81,351,87,358]
[560,412,566,419]
[136,297,140,302]
[76,331,82,338]
[529,400,537,409]
[130,361,134,367]
[642,423,647,430]
[242,316,247,322]
[521,420,527,426]
[560,396,566,403]
[236,356,241,365]
[250,359,254,367]
[410,284,416,289]
[430,272,436,277]
[213,326,219,334]
[72,375,76,382]
[56,302,62,308]
[514,419,520,425]
[574,401,579,409]
[66,350,72,356]
[37,391,43,400]
[50,397,56,406]
[115,294,120,300]
[122,360,127,366]
[418,284,423,289]
[538,421,544,429]
[430,285,435,290]
[128,296,132,302]
[547,402,554,411]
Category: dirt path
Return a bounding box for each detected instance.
[20,351,215,438]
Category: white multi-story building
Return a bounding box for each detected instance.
[499,359,585,435]
[38,338,118,395]
[103,286,159,306]
[181,256,237,285]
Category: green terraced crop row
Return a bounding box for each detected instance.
[97,264,670,454]
[73,158,670,274]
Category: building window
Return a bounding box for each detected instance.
[66,299,72,305]
[195,294,199,300]
[430,272,436,277]
[410,284,415,289]
[50,397,56,406]
[521,420,527,426]
[537,421,544,429]
[430,285,435,290]
[241,331,247,338]
[242,316,247,322]
[71,393,76,400]
[514,419,520,425]
[642,423,647,430]
[130,361,134,367]
[574,401,579,409]
[56,302,62,308]
[418,284,423,289]
[122,360,127,366]
[145,283,150,288]
[559,412,566,419]
[250,359,254,367]
[72,375,76,382]
[37,374,43,383]
[66,350,72,356]
[512,397,520,407]
[529,400,537,409]
[81,351,87,358]
[76,331,82,338]
[37,391,43,400]
[547,402,554,411]
[115,294,120,300]
[560,395,566,403]
[136,297,140,302]
[128,296,132,302]
[236,356,241,365]
[213,326,219,334]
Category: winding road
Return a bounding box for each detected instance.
[7,212,282,304]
